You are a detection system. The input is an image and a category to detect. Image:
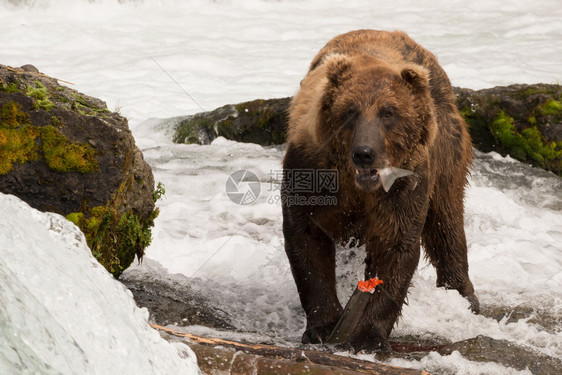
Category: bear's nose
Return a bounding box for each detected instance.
[352,146,376,167]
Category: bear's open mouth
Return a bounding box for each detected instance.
[355,168,379,182]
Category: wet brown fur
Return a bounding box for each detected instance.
[282,30,478,351]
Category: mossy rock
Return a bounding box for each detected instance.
[455,84,561,175]
[173,97,291,145]
[0,64,158,277]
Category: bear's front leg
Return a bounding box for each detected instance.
[283,208,343,344]
[348,233,422,352]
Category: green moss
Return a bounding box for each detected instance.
[152,181,166,202]
[50,115,63,128]
[74,102,97,116]
[66,206,120,275]
[490,111,528,160]
[66,212,84,226]
[36,100,55,111]
[65,182,164,278]
[53,94,72,104]
[520,87,541,97]
[26,80,48,100]
[514,87,545,99]
[270,129,286,145]
[1,101,29,128]
[72,93,111,116]
[1,82,21,93]
[173,117,213,144]
[0,103,100,174]
[41,125,99,173]
[512,85,561,100]
[459,103,497,153]
[490,111,561,170]
[0,125,41,175]
[459,105,473,120]
[521,127,561,163]
[215,118,236,139]
[0,102,41,175]
[539,99,562,117]
[114,211,153,269]
[26,80,55,111]
[233,100,274,129]
[257,107,274,129]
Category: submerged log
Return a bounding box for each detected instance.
[151,324,431,375]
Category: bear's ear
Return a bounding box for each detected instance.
[326,54,353,88]
[400,63,429,92]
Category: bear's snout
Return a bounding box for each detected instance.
[351,145,376,168]
[352,145,384,191]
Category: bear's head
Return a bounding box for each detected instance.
[316,54,437,192]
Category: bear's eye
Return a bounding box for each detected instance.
[379,106,395,120]
[342,106,360,128]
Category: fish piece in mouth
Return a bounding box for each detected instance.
[378,167,413,192]
[354,166,413,192]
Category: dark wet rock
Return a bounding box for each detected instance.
[123,279,235,330]
[0,64,157,277]
[480,303,561,334]
[174,85,561,175]
[439,335,562,374]
[386,334,562,375]
[173,97,291,146]
[121,261,234,330]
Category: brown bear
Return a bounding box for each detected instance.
[282,29,479,352]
